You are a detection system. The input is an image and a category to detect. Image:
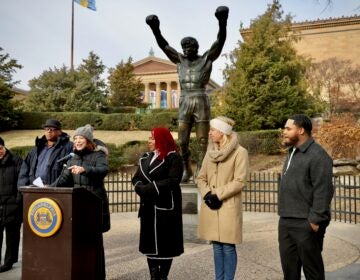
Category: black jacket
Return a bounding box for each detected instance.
[17,132,73,187]
[51,146,110,232]
[132,151,184,258]
[0,150,23,225]
[279,138,334,224]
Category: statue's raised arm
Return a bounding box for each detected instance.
[207,6,229,61]
[146,15,180,63]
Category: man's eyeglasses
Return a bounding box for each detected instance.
[44,127,59,132]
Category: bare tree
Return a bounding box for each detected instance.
[307,58,360,114]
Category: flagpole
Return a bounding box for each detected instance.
[71,0,74,70]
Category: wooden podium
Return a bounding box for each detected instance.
[20,186,102,280]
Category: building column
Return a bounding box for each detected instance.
[143,83,149,104]
[156,82,161,108]
[166,82,172,109]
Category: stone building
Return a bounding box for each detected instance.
[132,55,220,109]
[240,15,360,65]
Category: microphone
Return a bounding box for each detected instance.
[56,153,75,163]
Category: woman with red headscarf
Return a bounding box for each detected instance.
[132,127,184,280]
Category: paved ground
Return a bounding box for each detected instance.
[2,212,360,279]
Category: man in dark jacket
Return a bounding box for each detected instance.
[279,114,334,280]
[17,119,73,188]
[0,137,23,272]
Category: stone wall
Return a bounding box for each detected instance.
[333,158,360,176]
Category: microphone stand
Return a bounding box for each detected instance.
[53,162,68,188]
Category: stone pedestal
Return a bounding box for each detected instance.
[181,183,205,243]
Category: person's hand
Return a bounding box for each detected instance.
[135,184,144,196]
[215,6,229,22]
[204,192,222,210]
[135,184,149,197]
[310,223,319,232]
[68,165,85,175]
[146,15,160,30]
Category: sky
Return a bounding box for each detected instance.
[1,0,359,90]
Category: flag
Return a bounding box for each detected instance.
[74,0,96,11]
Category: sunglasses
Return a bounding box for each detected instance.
[44,127,59,132]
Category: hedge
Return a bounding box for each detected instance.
[17,111,178,131]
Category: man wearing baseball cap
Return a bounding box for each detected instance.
[17,119,73,187]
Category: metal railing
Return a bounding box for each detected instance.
[104,172,360,224]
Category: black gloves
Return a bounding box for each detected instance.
[135,184,147,196]
[135,183,156,198]
[204,192,222,210]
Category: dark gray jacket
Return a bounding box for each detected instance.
[279,138,334,224]
[0,150,23,225]
[50,145,110,232]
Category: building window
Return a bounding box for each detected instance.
[150,90,156,109]
[161,90,167,108]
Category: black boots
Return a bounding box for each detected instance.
[0,264,13,273]
[149,266,160,280]
[147,258,172,280]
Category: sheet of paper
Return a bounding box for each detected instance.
[33,177,45,187]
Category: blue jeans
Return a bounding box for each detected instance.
[213,241,237,280]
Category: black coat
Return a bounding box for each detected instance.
[0,150,23,225]
[132,151,184,258]
[17,132,73,187]
[51,146,110,232]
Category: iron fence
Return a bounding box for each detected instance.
[104,172,360,224]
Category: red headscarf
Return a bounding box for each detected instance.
[151,127,178,160]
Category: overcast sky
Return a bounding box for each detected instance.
[1,0,359,90]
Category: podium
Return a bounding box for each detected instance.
[20,186,102,280]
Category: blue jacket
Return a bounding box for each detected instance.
[17,132,73,187]
[279,137,334,224]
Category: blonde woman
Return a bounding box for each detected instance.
[197,116,249,280]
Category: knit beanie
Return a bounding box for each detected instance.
[74,124,94,142]
[0,137,4,146]
[209,116,235,135]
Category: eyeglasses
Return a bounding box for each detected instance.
[44,127,59,132]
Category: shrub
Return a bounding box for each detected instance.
[121,141,148,165]
[137,112,178,131]
[10,146,32,159]
[106,143,128,172]
[238,130,282,155]
[315,113,360,159]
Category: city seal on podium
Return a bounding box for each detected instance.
[28,198,63,237]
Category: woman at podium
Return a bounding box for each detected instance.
[50,124,110,280]
[132,127,184,280]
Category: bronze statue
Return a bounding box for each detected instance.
[146,6,228,182]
